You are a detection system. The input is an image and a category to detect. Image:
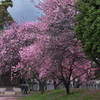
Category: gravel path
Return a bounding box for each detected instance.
[0,97,19,100]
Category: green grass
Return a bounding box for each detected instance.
[19,89,100,100]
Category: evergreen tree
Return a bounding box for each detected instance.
[74,0,100,67]
[0,0,13,31]
[0,0,13,9]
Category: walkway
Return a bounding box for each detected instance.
[0,97,19,100]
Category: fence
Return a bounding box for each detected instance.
[29,83,65,91]
[79,83,100,89]
[29,83,54,91]
[29,83,100,91]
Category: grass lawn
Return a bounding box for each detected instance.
[19,89,100,100]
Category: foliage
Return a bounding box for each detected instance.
[0,22,37,74]
[36,0,76,35]
[14,0,95,95]
[0,0,13,9]
[34,0,95,94]
[39,34,95,94]
[0,0,97,95]
[0,0,13,31]
[74,0,100,67]
[0,22,47,93]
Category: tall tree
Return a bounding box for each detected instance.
[74,0,100,67]
[0,0,13,9]
[16,41,48,94]
[0,0,13,31]
[39,34,95,94]
[32,0,95,94]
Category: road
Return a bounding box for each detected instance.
[0,97,19,100]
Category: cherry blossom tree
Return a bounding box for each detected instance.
[0,20,50,93]
[31,0,96,94]
[40,35,96,94]
[0,22,38,75]
[13,32,50,93]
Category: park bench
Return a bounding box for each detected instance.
[0,88,6,95]
[12,87,21,95]
[4,91,15,95]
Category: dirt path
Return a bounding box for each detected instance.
[0,97,19,100]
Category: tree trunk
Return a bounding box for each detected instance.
[39,81,45,94]
[65,85,70,94]
[54,81,58,89]
[45,81,47,90]
[54,80,62,89]
[63,81,70,95]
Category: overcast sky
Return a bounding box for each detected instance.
[7,0,42,23]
